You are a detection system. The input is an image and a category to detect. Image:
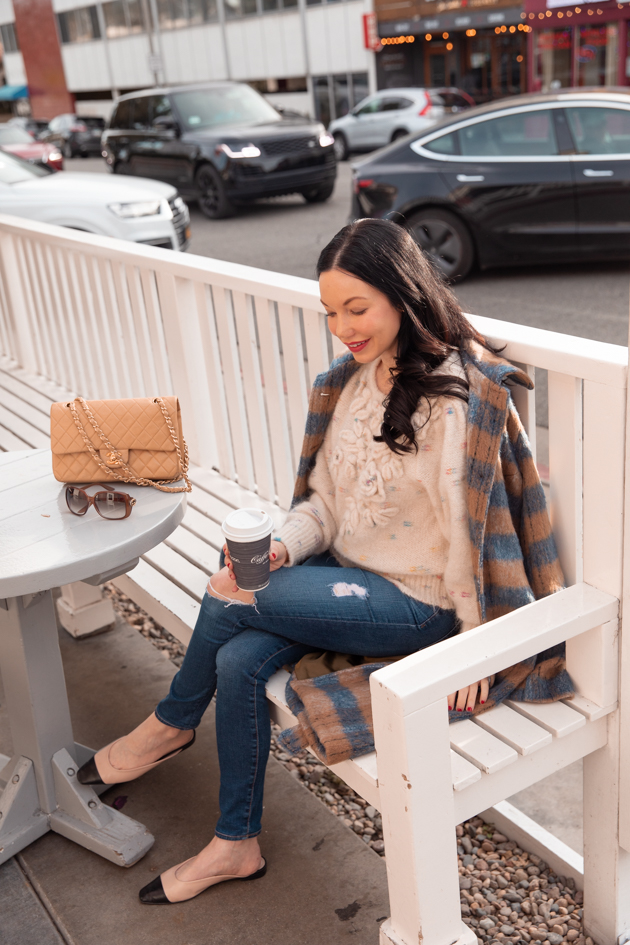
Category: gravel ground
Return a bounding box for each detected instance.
[103,583,595,945]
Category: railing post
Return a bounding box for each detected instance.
[0,231,38,372]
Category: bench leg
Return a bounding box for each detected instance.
[582,709,630,943]
[372,679,468,945]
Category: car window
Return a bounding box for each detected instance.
[170,85,279,130]
[355,98,382,116]
[380,97,411,112]
[438,92,472,112]
[148,94,173,126]
[82,117,105,129]
[0,151,49,183]
[424,131,460,155]
[566,106,630,155]
[130,97,151,130]
[110,100,133,129]
[459,109,558,157]
[0,127,35,145]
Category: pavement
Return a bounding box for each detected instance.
[0,616,389,945]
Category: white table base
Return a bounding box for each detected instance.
[0,590,154,867]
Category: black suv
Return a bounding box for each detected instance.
[102,82,337,219]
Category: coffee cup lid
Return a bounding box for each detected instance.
[222,507,274,542]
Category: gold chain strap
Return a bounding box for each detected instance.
[67,397,192,493]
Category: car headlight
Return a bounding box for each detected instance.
[48,150,62,161]
[108,200,163,218]
[216,143,261,158]
[319,133,335,148]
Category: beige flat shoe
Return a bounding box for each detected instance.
[139,856,267,904]
[76,730,195,786]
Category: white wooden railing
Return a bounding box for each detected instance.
[2,214,630,945]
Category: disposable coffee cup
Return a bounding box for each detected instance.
[222,507,275,591]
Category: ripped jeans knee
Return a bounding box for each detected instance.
[329,582,369,600]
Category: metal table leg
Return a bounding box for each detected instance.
[0,591,154,867]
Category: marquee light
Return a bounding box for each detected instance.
[381,34,415,44]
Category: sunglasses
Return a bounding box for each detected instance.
[65,484,136,520]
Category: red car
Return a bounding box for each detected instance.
[0,124,63,171]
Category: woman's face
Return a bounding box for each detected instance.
[319,268,402,365]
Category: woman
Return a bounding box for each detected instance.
[77,218,563,904]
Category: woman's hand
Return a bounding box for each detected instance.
[222,541,288,590]
[448,677,490,713]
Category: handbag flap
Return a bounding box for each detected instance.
[50,396,182,456]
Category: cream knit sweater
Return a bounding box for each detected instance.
[278,353,481,632]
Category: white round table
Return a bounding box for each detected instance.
[0,450,187,868]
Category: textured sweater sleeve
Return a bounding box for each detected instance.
[430,399,481,632]
[278,438,338,565]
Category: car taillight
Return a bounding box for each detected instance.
[353,178,374,195]
[419,92,432,117]
[70,123,87,132]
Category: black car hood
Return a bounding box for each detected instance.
[182,119,322,144]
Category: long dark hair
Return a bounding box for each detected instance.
[317,218,491,455]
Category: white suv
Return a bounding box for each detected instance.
[329,88,474,160]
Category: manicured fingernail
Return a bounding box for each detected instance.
[271,552,276,560]
[467,707,472,712]
[480,700,485,704]
[448,705,452,711]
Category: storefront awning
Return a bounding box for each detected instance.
[380,6,523,35]
[0,85,28,101]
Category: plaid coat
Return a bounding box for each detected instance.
[290,338,572,722]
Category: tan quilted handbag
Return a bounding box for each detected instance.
[50,396,191,493]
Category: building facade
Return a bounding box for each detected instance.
[524,0,630,90]
[374,0,530,100]
[0,0,377,121]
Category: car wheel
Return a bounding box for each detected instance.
[333,132,348,161]
[406,208,474,282]
[302,181,335,204]
[195,163,236,219]
[62,142,73,159]
[391,129,408,143]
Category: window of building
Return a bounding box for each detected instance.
[102,0,144,37]
[57,5,101,43]
[534,27,573,92]
[576,24,618,87]
[459,109,558,157]
[157,0,217,28]
[224,0,257,17]
[0,23,19,54]
[566,106,630,155]
[314,72,370,125]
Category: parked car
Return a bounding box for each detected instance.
[40,115,106,158]
[0,150,190,250]
[101,82,337,219]
[0,124,63,171]
[350,88,630,281]
[329,87,474,161]
[7,117,51,139]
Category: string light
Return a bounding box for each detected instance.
[558,11,564,17]
[529,12,535,18]
[381,34,415,44]
[567,10,573,16]
[509,24,516,31]
[446,41,453,49]
[517,54,524,61]
[442,31,449,38]
[466,27,476,35]
[425,32,432,40]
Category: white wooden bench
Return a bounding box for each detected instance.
[1,215,629,945]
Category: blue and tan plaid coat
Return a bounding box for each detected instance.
[285,338,572,748]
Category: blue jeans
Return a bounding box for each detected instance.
[155,553,456,840]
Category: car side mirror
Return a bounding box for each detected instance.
[154,116,180,137]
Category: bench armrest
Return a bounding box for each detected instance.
[370,583,618,715]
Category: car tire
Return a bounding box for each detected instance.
[391,129,408,143]
[406,207,474,282]
[302,181,335,204]
[62,142,73,159]
[196,163,236,219]
[333,132,349,161]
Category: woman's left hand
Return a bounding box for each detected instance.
[448,677,490,713]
